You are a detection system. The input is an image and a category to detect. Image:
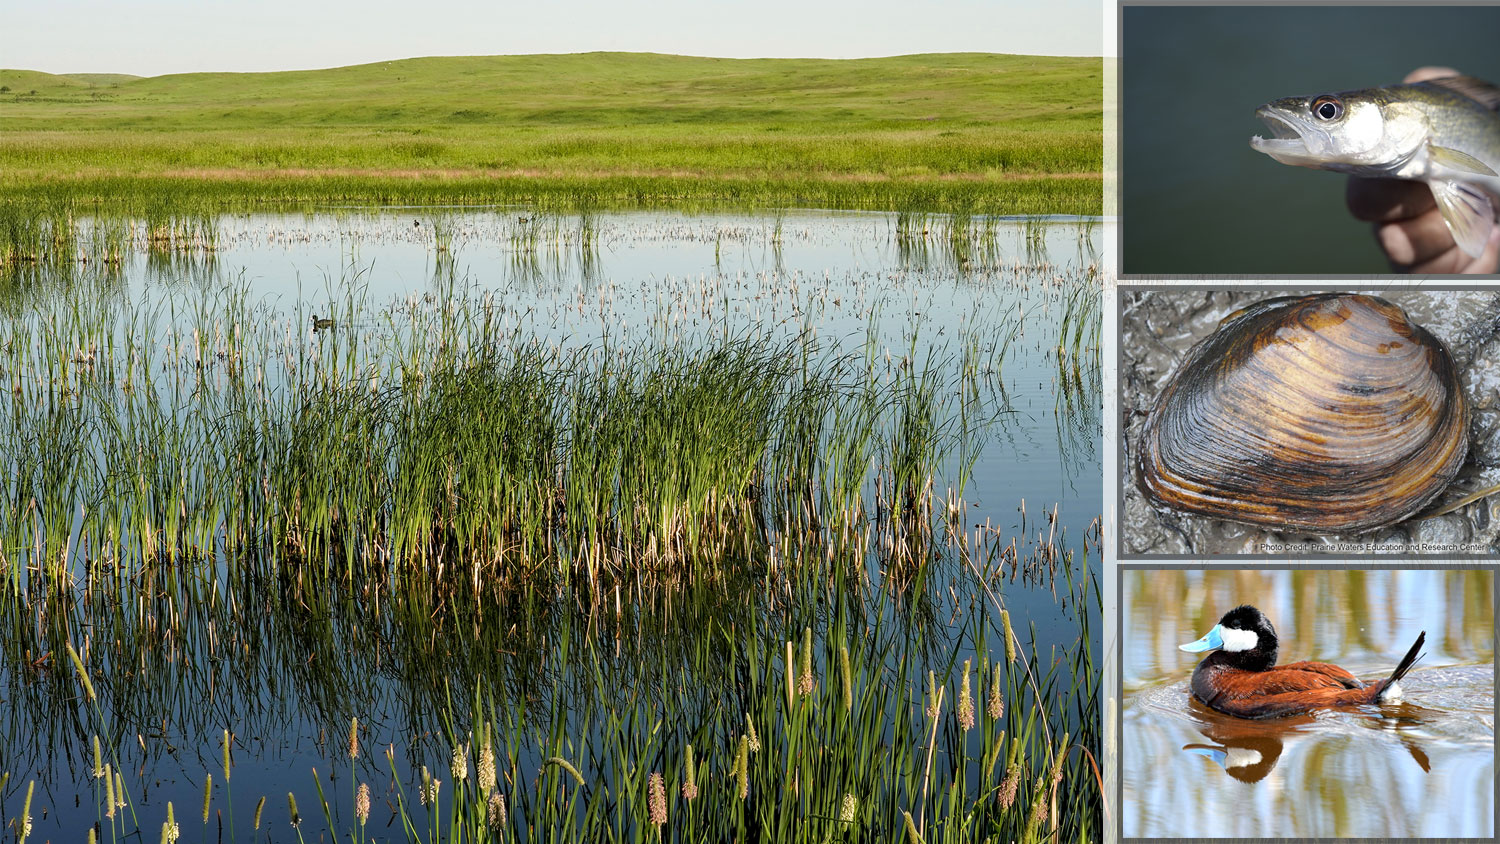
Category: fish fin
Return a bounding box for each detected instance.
[1428,141,1499,177]
[1430,179,1497,259]
[1421,75,1500,111]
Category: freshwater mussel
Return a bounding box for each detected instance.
[1137,293,1469,534]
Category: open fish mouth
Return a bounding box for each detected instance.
[1249,106,1313,158]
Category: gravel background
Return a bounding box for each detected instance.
[1120,288,1500,557]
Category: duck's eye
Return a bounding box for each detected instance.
[1312,97,1343,121]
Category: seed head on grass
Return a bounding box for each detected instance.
[201,773,212,823]
[347,717,359,760]
[253,795,266,830]
[288,792,302,828]
[487,791,507,835]
[477,741,497,794]
[163,801,179,843]
[355,782,371,826]
[222,729,232,780]
[957,660,974,731]
[735,735,749,800]
[682,744,699,800]
[66,641,96,702]
[1001,609,1016,665]
[647,771,667,826]
[115,771,126,810]
[798,626,814,696]
[104,763,116,820]
[92,734,103,778]
[451,743,469,783]
[744,714,760,753]
[546,756,585,786]
[839,793,858,828]
[902,809,923,843]
[997,745,1022,811]
[20,780,33,844]
[987,662,1004,721]
[839,644,852,711]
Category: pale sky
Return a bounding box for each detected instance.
[3,0,1102,77]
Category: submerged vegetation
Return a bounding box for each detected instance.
[0,211,1104,841]
[0,52,1102,215]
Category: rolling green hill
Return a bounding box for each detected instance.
[0,53,1102,213]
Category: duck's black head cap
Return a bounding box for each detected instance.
[1219,604,1279,671]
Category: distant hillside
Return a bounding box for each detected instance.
[0,53,1102,213]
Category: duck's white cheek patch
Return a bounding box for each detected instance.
[1220,628,1259,652]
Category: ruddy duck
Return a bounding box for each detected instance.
[1179,604,1425,719]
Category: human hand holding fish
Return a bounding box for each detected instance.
[1347,68,1500,273]
[1252,66,1500,273]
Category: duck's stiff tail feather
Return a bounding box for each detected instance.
[1374,630,1426,703]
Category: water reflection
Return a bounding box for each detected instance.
[1123,569,1495,838]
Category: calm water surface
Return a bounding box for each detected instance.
[1123,569,1495,838]
[1,209,1104,839]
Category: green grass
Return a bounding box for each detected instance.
[0,52,1102,213]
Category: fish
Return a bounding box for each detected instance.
[1250,76,1500,258]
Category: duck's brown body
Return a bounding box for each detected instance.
[1182,605,1426,719]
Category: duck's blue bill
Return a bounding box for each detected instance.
[1179,624,1224,653]
[1184,744,1229,768]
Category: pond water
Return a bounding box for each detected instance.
[0,209,1104,840]
[1122,568,1495,838]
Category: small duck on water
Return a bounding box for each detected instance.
[311,314,335,331]
[1179,604,1425,719]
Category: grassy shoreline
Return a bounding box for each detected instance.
[0,52,1103,214]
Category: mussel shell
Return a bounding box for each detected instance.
[1137,293,1469,534]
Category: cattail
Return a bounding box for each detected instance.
[839,644,853,711]
[253,795,266,830]
[201,773,212,823]
[104,763,117,820]
[355,783,371,826]
[222,729,232,781]
[744,714,760,753]
[1001,610,1016,664]
[798,626,814,696]
[839,793,857,827]
[288,792,301,827]
[92,734,103,778]
[451,743,469,782]
[902,809,922,843]
[987,662,1004,721]
[681,745,699,800]
[347,717,359,759]
[487,791,507,834]
[736,735,749,799]
[647,771,667,826]
[477,740,497,794]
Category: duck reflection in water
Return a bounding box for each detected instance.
[1177,604,1433,783]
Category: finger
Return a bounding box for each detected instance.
[1404,67,1462,84]
[1375,209,1456,266]
[1461,227,1500,275]
[1346,177,1435,222]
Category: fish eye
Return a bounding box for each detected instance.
[1312,96,1343,121]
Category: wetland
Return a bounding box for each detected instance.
[0,209,1104,842]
